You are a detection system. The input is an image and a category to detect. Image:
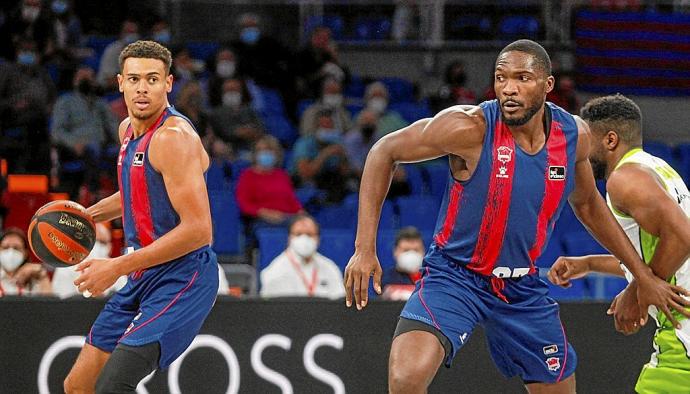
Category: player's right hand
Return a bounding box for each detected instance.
[636,271,690,329]
[547,256,590,288]
[343,250,382,311]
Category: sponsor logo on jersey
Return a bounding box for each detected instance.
[549,166,566,181]
[132,152,145,166]
[543,344,558,355]
[546,356,561,371]
[496,146,513,179]
[459,332,468,344]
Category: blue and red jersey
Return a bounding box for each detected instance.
[427,100,579,277]
[117,106,199,257]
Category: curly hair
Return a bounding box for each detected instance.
[580,94,642,146]
[118,40,172,74]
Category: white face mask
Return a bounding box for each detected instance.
[89,241,111,259]
[0,248,25,272]
[222,91,242,108]
[216,60,236,78]
[289,235,318,259]
[322,94,343,108]
[396,250,423,273]
[367,97,388,113]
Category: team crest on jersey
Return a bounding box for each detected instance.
[549,166,566,181]
[546,357,561,371]
[543,344,558,355]
[496,146,513,179]
[132,152,145,166]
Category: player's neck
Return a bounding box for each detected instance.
[130,105,168,138]
[507,107,547,151]
[606,144,636,178]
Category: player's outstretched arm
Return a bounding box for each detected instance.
[568,117,689,329]
[548,254,624,288]
[344,106,484,310]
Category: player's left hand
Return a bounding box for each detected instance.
[608,282,643,335]
[636,271,690,329]
[74,258,122,298]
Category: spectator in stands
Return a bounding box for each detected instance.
[547,72,580,114]
[344,108,379,174]
[207,47,238,107]
[0,227,51,296]
[236,135,302,230]
[0,38,56,174]
[381,226,425,301]
[48,0,82,54]
[296,26,348,98]
[51,65,118,198]
[175,80,211,138]
[209,77,264,158]
[96,19,139,91]
[170,46,206,105]
[291,108,355,203]
[429,60,477,113]
[150,19,171,45]
[299,77,352,136]
[51,223,126,298]
[364,81,408,139]
[232,12,298,120]
[260,214,345,299]
[5,0,54,58]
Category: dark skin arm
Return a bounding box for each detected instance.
[605,164,690,333]
[568,119,690,330]
[343,106,485,310]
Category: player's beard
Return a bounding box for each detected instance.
[589,157,608,180]
[500,101,542,127]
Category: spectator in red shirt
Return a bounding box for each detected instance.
[236,135,303,232]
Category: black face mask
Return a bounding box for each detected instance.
[361,125,376,139]
[77,79,94,96]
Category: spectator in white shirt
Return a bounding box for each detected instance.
[260,214,345,299]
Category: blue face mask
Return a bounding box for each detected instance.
[256,150,276,168]
[316,128,342,145]
[153,30,171,44]
[17,51,36,66]
[240,27,260,45]
[52,0,68,14]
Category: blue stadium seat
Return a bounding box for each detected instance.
[343,194,397,231]
[644,141,675,167]
[344,74,365,99]
[396,195,440,233]
[346,103,365,118]
[295,186,325,207]
[259,113,298,146]
[402,164,425,195]
[208,191,244,256]
[85,36,117,59]
[206,160,233,191]
[424,164,450,201]
[389,102,432,123]
[296,99,315,120]
[305,15,345,40]
[186,41,220,61]
[316,203,357,230]
[381,77,415,103]
[562,231,607,256]
[256,228,288,272]
[498,15,540,40]
[318,229,356,271]
[352,17,392,41]
[535,234,565,268]
[231,159,252,181]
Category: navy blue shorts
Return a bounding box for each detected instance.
[399,258,577,383]
[87,247,219,369]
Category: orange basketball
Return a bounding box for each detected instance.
[28,200,96,267]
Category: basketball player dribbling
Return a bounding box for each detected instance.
[63,41,219,393]
[344,40,690,393]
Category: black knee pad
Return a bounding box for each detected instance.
[96,342,160,394]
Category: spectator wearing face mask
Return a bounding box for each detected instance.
[97,19,140,91]
[296,26,349,98]
[169,46,207,105]
[290,109,355,203]
[381,226,425,301]
[5,0,54,59]
[150,19,171,45]
[51,223,127,299]
[48,0,83,55]
[344,108,379,174]
[51,66,118,198]
[209,77,264,158]
[0,38,56,174]
[429,60,477,114]
[260,214,345,299]
[364,81,408,140]
[236,135,302,230]
[299,77,352,136]
[207,47,238,107]
[0,227,51,296]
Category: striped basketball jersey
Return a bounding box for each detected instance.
[117,106,198,252]
[609,148,690,314]
[428,100,579,277]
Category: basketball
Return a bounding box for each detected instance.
[27,200,96,267]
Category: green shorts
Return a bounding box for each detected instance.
[635,316,690,394]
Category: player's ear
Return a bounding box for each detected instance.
[605,130,619,151]
[545,75,555,94]
[117,74,124,93]
[166,73,173,93]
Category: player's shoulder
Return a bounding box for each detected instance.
[428,104,486,136]
[154,115,201,144]
[607,162,663,203]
